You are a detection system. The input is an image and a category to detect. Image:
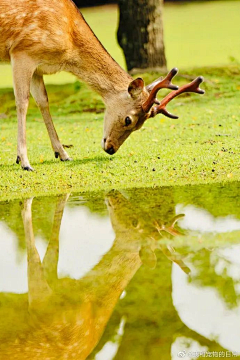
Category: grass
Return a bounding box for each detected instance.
[164,0,240,69]
[0,2,240,201]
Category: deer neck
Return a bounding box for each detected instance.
[66,15,132,101]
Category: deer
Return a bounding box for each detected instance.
[0,0,204,171]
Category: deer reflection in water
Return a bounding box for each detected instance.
[0,191,188,360]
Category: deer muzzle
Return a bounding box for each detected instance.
[102,137,117,155]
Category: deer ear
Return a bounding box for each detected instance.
[128,78,144,99]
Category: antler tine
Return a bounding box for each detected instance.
[150,76,205,119]
[169,214,185,228]
[142,68,179,113]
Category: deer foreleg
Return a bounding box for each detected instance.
[11,53,36,171]
[30,73,71,161]
[22,198,52,309]
[42,194,70,285]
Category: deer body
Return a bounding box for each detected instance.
[0,0,130,88]
[0,0,204,170]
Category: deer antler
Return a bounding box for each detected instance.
[142,68,179,113]
[154,214,185,237]
[149,76,205,119]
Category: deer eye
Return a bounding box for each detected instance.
[125,116,132,126]
[132,219,139,228]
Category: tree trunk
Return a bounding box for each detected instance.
[117,0,167,73]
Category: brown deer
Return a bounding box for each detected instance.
[0,0,204,170]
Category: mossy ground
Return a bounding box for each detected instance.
[0,65,240,201]
[0,2,240,201]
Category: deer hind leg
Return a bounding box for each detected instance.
[11,53,36,171]
[30,73,71,161]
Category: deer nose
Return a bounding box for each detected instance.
[106,146,115,155]
[102,137,116,155]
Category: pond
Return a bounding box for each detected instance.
[0,183,240,359]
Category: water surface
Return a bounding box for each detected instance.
[1,183,240,359]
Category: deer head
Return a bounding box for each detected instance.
[102,68,204,155]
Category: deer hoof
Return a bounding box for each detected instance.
[55,152,72,161]
[60,157,73,162]
[23,166,34,171]
[16,156,20,164]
